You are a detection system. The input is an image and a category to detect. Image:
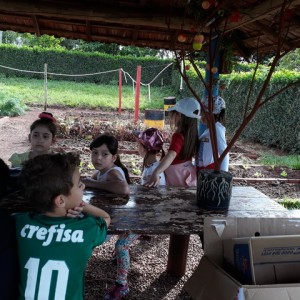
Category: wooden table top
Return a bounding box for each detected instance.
[83,185,298,235]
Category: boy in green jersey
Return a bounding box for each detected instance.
[14,152,110,300]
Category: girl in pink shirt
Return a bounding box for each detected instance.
[145,97,200,187]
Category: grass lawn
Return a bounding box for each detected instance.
[0,75,178,110]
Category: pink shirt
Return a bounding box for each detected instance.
[168,132,192,165]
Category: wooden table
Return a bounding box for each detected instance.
[83,185,298,277]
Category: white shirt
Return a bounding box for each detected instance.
[96,166,126,182]
[196,122,229,171]
[141,161,166,186]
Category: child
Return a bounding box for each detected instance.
[0,158,19,300]
[196,96,229,172]
[134,127,166,185]
[104,128,166,300]
[14,152,110,300]
[145,97,200,187]
[82,134,130,195]
[9,112,57,168]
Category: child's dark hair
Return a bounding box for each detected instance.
[30,112,57,137]
[214,108,226,124]
[90,135,131,184]
[20,152,80,213]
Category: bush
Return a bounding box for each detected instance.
[0,97,26,117]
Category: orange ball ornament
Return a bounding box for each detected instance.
[193,34,204,43]
[202,1,211,9]
[211,67,218,74]
[178,34,187,43]
[193,42,202,51]
[185,65,190,71]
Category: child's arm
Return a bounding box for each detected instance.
[145,150,177,187]
[65,202,110,227]
[82,202,111,227]
[82,170,130,195]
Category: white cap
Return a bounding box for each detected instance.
[202,96,226,114]
[167,97,200,119]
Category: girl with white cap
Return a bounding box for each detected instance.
[145,97,200,187]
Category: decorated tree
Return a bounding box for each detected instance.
[175,0,300,209]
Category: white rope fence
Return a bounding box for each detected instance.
[0,62,174,107]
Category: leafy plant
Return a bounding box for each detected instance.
[0,96,26,117]
[259,152,300,170]
[280,170,288,177]
[253,172,263,178]
[279,198,300,209]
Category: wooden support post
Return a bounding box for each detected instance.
[118,68,122,113]
[166,234,190,277]
[134,65,141,124]
[43,63,48,111]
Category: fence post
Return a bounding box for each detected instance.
[44,63,48,111]
[118,68,122,113]
[134,66,141,124]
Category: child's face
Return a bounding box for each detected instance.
[91,144,116,172]
[29,125,54,154]
[64,168,85,209]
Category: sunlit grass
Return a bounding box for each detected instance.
[0,75,177,110]
[259,152,300,170]
[279,197,300,209]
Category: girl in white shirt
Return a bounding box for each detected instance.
[104,128,165,300]
[134,127,166,186]
[82,135,130,195]
[196,96,229,172]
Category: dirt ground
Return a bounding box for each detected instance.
[1,105,300,299]
[1,105,299,201]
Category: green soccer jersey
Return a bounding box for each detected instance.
[14,213,107,300]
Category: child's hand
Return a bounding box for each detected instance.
[66,201,86,218]
[144,173,160,187]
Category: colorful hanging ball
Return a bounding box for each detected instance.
[211,67,218,74]
[193,34,204,43]
[193,42,202,51]
[178,34,187,43]
[202,1,211,9]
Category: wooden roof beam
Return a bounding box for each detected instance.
[252,21,296,51]
[223,0,300,34]
[85,20,92,41]
[0,0,189,31]
[32,15,41,36]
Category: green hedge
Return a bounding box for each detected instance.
[221,71,300,153]
[172,69,300,153]
[0,44,174,86]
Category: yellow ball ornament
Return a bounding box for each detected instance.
[193,42,202,51]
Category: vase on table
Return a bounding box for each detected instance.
[197,169,233,210]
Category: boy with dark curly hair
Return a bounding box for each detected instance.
[14,152,110,300]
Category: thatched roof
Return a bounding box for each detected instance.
[0,0,299,59]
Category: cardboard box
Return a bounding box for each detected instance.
[184,217,300,300]
[185,255,300,300]
[223,235,300,285]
